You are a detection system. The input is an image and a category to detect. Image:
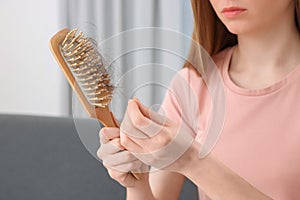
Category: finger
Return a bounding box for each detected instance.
[103,150,138,167]
[120,114,150,141]
[119,131,144,153]
[133,97,171,127]
[120,107,147,141]
[132,97,150,118]
[99,127,120,144]
[109,138,125,150]
[127,99,164,138]
[110,159,144,173]
[105,166,138,183]
[122,126,172,154]
[97,139,123,158]
[99,130,109,144]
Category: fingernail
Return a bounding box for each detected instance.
[128,99,134,105]
[133,97,139,102]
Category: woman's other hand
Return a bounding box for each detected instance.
[97,127,148,187]
[120,98,195,173]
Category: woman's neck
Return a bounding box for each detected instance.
[231,14,300,74]
[228,12,300,90]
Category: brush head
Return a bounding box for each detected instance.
[61,29,114,108]
[49,28,143,179]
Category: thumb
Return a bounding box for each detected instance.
[132,97,170,126]
[132,97,150,118]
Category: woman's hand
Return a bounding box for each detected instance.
[119,98,195,172]
[97,127,148,187]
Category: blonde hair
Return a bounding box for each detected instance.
[184,0,300,69]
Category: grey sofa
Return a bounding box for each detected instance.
[0,114,198,200]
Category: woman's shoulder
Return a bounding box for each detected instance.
[212,46,234,70]
[168,46,235,97]
[172,67,202,91]
[177,46,234,80]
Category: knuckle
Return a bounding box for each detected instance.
[100,127,118,137]
[159,138,168,147]
[99,130,102,138]
[103,160,116,170]
[100,127,108,136]
[99,130,107,143]
[96,148,104,159]
[102,160,109,168]
[160,135,172,147]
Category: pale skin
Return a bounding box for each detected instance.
[97,0,300,199]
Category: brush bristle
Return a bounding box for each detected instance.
[61,29,114,108]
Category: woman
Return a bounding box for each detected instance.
[98,0,300,199]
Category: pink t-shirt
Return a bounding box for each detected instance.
[160,46,300,199]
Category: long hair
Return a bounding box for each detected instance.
[184,0,300,70]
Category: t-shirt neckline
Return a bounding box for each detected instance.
[222,46,300,96]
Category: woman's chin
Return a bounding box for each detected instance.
[225,25,249,35]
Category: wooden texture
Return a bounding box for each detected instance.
[49,29,141,180]
[49,29,116,127]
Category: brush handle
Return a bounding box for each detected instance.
[95,107,142,180]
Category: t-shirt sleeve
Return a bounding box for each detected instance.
[159,67,211,139]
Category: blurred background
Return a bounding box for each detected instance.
[0,1,199,198]
[0,0,194,118]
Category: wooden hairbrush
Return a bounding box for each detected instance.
[49,28,141,180]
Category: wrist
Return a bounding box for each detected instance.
[126,177,155,200]
[128,172,149,188]
[172,139,204,175]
